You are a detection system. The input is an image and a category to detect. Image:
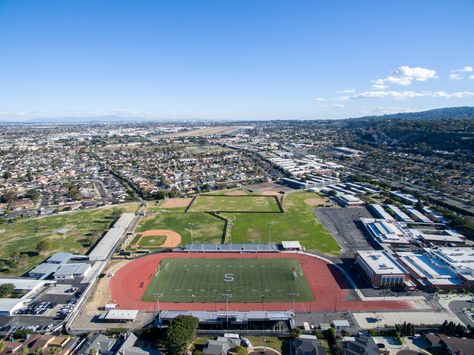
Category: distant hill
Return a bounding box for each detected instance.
[346,106,474,123]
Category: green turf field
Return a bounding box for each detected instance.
[0,203,139,276]
[138,191,339,255]
[187,195,281,213]
[136,235,167,247]
[137,212,225,245]
[223,191,340,254]
[142,257,314,303]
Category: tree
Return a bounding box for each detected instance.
[0,283,15,297]
[291,327,301,338]
[36,240,53,255]
[2,171,11,180]
[165,315,199,354]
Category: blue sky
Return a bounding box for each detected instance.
[0,0,473,120]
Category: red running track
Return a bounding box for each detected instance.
[109,252,413,312]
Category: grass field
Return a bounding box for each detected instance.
[187,195,281,213]
[142,257,314,303]
[137,191,339,254]
[0,203,139,276]
[137,212,225,245]
[136,235,167,247]
[223,191,340,254]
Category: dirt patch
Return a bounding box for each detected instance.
[224,190,248,196]
[85,259,129,311]
[304,198,328,206]
[140,229,182,248]
[161,198,193,208]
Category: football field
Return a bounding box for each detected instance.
[142,257,314,303]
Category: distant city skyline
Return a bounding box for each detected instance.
[1,0,473,120]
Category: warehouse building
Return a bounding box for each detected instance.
[360,218,410,246]
[369,204,395,221]
[53,263,92,280]
[397,251,463,289]
[335,194,365,207]
[354,250,408,288]
[385,204,413,223]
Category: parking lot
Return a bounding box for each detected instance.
[314,207,377,255]
[0,282,87,337]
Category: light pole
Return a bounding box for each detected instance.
[228,222,232,245]
[261,294,266,312]
[268,221,278,245]
[223,293,232,329]
[153,292,162,325]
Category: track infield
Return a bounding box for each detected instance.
[142,258,313,303]
[109,252,413,312]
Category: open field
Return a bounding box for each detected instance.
[142,257,314,303]
[136,212,225,245]
[0,203,139,276]
[224,192,340,254]
[187,195,281,213]
[138,191,339,254]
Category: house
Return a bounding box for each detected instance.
[342,336,379,355]
[425,334,474,355]
[79,334,117,355]
[293,335,326,355]
[203,337,240,355]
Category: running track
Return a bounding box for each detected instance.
[109,252,413,312]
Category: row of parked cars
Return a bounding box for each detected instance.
[16,301,57,315]
[57,293,81,319]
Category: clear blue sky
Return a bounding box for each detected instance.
[1,0,473,120]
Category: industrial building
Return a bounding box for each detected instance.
[334,194,365,207]
[396,251,465,289]
[354,250,408,288]
[53,263,92,280]
[385,204,413,223]
[369,204,395,221]
[360,218,410,246]
[0,278,49,316]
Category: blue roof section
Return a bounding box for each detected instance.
[183,243,279,252]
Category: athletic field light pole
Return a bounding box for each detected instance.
[223,293,232,329]
[261,294,266,312]
[153,292,163,325]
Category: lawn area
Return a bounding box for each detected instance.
[142,257,314,303]
[0,203,139,276]
[187,195,281,213]
[136,212,225,245]
[246,336,284,352]
[223,191,340,254]
[136,235,167,247]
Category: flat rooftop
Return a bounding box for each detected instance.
[356,250,406,275]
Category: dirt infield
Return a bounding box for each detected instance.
[304,198,328,206]
[109,252,413,312]
[140,230,182,248]
[160,198,193,208]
